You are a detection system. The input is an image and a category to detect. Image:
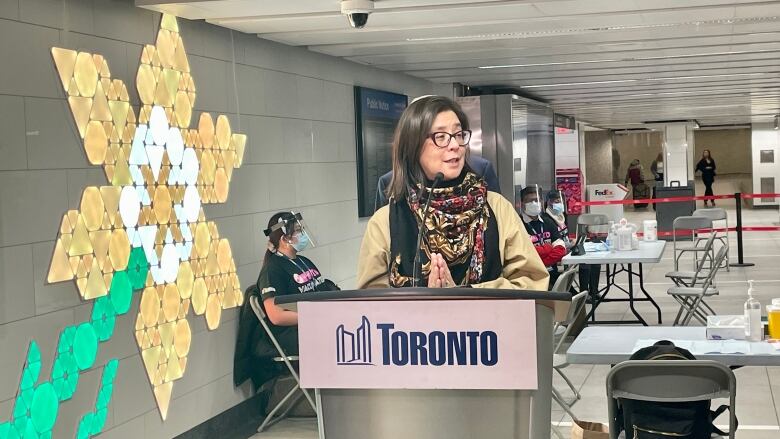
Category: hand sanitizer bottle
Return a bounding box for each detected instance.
[745,280,762,342]
[606,221,615,253]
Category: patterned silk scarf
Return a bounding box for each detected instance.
[390,171,491,287]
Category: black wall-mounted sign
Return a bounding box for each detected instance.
[354,86,408,218]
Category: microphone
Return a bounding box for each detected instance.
[413,172,444,287]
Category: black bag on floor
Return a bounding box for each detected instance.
[615,340,735,438]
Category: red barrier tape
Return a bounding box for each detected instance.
[567,226,780,240]
[741,193,780,199]
[572,192,780,207]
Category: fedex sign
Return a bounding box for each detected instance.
[298,300,537,389]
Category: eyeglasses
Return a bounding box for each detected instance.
[428,130,472,148]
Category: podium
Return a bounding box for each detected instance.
[276,288,571,439]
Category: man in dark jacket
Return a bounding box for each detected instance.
[374,155,500,209]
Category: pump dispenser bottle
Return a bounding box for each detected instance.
[745,280,762,342]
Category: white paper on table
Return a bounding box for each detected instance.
[691,340,732,354]
[749,342,777,355]
[720,340,750,354]
[584,242,608,253]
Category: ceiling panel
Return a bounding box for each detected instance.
[138,0,780,127]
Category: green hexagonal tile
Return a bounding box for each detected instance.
[20,422,36,439]
[59,352,77,376]
[91,297,117,342]
[110,271,133,315]
[51,378,65,401]
[76,414,91,439]
[12,397,27,419]
[103,360,118,384]
[27,343,40,365]
[127,247,149,290]
[72,324,98,371]
[20,370,35,392]
[12,417,26,436]
[29,383,57,433]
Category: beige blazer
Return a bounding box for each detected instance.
[357,191,550,291]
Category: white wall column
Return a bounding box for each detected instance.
[661,123,696,186]
[751,123,779,206]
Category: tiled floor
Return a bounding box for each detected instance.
[251,205,780,438]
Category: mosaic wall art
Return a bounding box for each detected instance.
[0,14,245,437]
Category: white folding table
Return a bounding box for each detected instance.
[562,241,666,326]
[567,326,780,366]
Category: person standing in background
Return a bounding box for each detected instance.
[650,153,664,210]
[696,149,717,207]
[624,159,645,189]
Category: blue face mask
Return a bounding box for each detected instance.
[551,202,564,215]
[291,232,311,252]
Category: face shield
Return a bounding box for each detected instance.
[263,211,317,250]
[547,189,566,215]
[521,185,543,217]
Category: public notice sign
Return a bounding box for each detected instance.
[298,300,538,390]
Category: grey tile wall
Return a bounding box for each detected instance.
[0,0,448,437]
[0,95,27,171]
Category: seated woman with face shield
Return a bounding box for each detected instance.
[357,95,549,291]
[543,189,572,249]
[234,212,338,391]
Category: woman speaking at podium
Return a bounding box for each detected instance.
[357,96,549,291]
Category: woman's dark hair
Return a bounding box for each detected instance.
[263,211,294,265]
[387,96,470,201]
[702,149,712,159]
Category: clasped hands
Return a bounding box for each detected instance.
[427,252,456,288]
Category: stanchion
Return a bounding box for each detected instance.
[730,192,755,267]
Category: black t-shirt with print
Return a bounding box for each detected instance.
[523,215,561,248]
[523,215,562,274]
[260,253,324,303]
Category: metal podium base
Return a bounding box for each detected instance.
[318,388,533,439]
[314,304,555,439]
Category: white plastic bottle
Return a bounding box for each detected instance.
[744,280,762,342]
[606,221,615,253]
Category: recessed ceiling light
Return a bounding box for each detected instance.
[521,72,773,88]
[409,16,779,43]
[479,49,778,69]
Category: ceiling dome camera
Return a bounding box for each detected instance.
[341,0,374,29]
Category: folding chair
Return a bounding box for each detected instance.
[693,207,730,271]
[672,216,713,271]
[552,291,588,405]
[573,214,609,294]
[576,213,610,240]
[249,294,317,432]
[606,360,736,439]
[665,232,716,287]
[549,268,585,414]
[667,246,728,326]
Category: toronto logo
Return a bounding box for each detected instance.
[336,316,373,365]
[335,317,500,367]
